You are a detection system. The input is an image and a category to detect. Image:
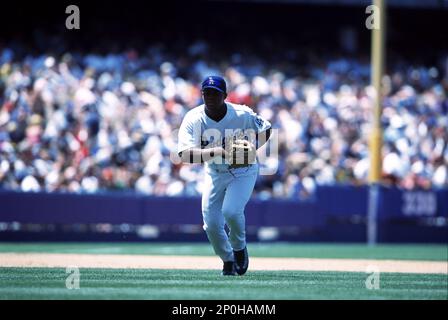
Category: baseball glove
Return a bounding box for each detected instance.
[226,139,256,169]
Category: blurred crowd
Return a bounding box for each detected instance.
[0,40,447,199]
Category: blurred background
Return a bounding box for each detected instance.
[0,0,447,243]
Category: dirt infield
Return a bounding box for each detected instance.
[0,253,446,274]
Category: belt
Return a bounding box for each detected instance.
[208,164,254,174]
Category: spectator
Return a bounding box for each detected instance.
[0,36,447,199]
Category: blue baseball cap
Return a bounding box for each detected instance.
[201,76,227,94]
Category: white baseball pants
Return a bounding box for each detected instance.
[201,164,258,262]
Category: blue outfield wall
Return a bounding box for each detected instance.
[0,186,447,243]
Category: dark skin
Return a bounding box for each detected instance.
[180,88,271,163]
[202,88,227,122]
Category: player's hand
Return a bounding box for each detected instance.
[227,139,256,168]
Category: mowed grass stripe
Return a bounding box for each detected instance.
[0,243,446,261]
[0,268,446,300]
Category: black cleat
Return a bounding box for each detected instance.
[222,261,236,276]
[234,247,249,275]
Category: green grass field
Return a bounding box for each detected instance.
[0,243,447,300]
[0,242,446,260]
[1,268,446,300]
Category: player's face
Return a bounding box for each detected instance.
[202,88,226,109]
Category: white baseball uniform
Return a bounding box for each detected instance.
[178,102,271,262]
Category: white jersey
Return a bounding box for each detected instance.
[178,102,271,172]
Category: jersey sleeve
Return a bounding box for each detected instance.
[249,110,271,133]
[177,114,201,155]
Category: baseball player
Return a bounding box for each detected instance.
[178,76,272,276]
